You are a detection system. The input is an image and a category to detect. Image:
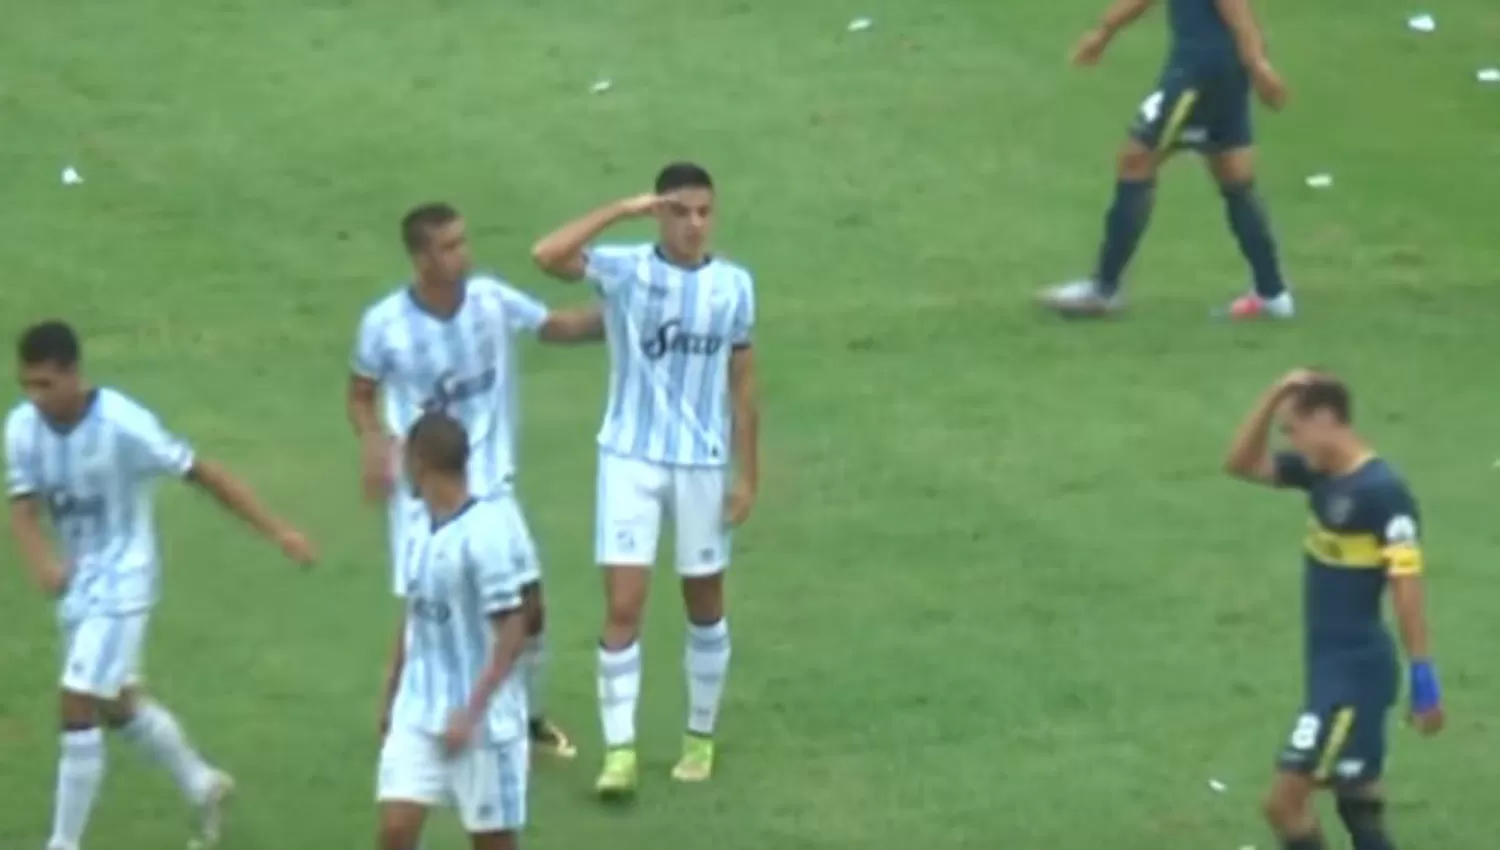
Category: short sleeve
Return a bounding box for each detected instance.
[351,309,388,380]
[122,413,196,478]
[730,274,756,348]
[4,412,39,498]
[1272,452,1316,490]
[495,283,550,332]
[583,244,639,298]
[1375,485,1424,577]
[467,523,525,616]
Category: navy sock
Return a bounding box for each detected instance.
[1092,179,1155,296]
[1337,797,1397,850]
[1221,181,1286,299]
[1283,835,1326,850]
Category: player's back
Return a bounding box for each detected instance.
[3,388,191,616]
[394,497,528,743]
[1166,0,1241,71]
[588,242,755,466]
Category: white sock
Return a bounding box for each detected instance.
[120,700,214,803]
[685,619,731,737]
[50,727,105,850]
[596,642,641,748]
[522,632,547,720]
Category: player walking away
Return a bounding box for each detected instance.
[1224,370,1444,850]
[4,321,317,850]
[376,412,533,850]
[531,162,760,796]
[1040,0,1294,319]
[348,202,603,762]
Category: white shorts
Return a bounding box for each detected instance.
[594,451,730,576]
[389,491,541,595]
[60,613,148,698]
[376,726,528,834]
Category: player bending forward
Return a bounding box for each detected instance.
[532,162,760,795]
[4,321,317,850]
[1041,0,1294,319]
[376,412,533,850]
[1225,370,1443,850]
[350,202,603,760]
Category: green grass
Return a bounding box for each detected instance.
[4,0,1500,847]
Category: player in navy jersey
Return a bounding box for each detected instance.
[350,203,603,762]
[532,163,759,795]
[1041,0,1294,320]
[5,321,316,850]
[1225,370,1443,850]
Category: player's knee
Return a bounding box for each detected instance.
[1116,143,1157,180]
[681,575,725,624]
[1261,788,1304,831]
[603,597,644,639]
[58,690,102,729]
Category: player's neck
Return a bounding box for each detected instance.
[1323,440,1374,477]
[654,243,710,271]
[44,385,98,430]
[423,481,474,527]
[409,277,466,319]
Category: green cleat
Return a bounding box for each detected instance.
[595,747,638,799]
[670,734,715,783]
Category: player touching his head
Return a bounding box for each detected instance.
[349,202,603,761]
[532,162,760,796]
[4,320,317,850]
[1225,370,1443,850]
[375,412,532,850]
[1041,0,1294,319]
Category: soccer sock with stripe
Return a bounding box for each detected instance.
[50,726,105,850]
[1220,181,1287,300]
[1093,179,1156,297]
[521,631,548,720]
[597,641,642,748]
[684,618,731,737]
[120,699,215,803]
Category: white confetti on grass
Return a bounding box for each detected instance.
[847,16,873,32]
[1407,13,1436,32]
[1208,778,1229,793]
[1305,173,1333,189]
[1478,68,1500,83]
[590,78,613,94]
[61,166,83,186]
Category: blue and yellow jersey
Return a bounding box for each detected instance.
[1274,453,1423,659]
[1167,0,1243,72]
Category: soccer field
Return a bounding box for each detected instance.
[3,0,1499,847]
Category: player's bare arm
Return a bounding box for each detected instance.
[530,194,663,281]
[348,374,394,502]
[1391,571,1444,734]
[379,613,406,737]
[186,460,317,565]
[444,607,528,754]
[725,346,760,526]
[1215,0,1286,108]
[537,305,605,344]
[1074,0,1155,65]
[7,495,68,595]
[1223,369,1315,484]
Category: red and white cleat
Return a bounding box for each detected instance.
[1224,292,1295,321]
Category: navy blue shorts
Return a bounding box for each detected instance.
[1276,658,1398,786]
[1129,63,1253,153]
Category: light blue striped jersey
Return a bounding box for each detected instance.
[585,243,755,467]
[352,275,548,495]
[391,497,529,744]
[3,388,194,619]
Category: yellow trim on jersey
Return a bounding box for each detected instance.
[1157,89,1200,152]
[1304,521,1384,569]
[1384,542,1425,576]
[1314,707,1356,782]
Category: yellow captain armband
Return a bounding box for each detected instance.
[1383,514,1424,576]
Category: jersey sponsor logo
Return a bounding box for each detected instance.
[642,319,725,360]
[410,596,453,623]
[49,491,105,520]
[421,368,498,413]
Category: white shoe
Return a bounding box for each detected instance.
[1038,280,1123,317]
[187,770,234,850]
[1223,291,1295,320]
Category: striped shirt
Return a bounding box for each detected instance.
[3,388,195,619]
[391,498,528,744]
[351,275,549,495]
[586,243,755,467]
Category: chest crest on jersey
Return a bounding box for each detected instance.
[1323,493,1355,527]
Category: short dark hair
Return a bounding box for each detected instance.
[1288,376,1353,425]
[18,320,81,368]
[406,411,469,475]
[654,162,713,194]
[401,202,460,254]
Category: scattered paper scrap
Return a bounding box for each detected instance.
[847,16,873,32]
[1239,845,1258,850]
[61,166,83,186]
[1208,778,1228,793]
[589,78,613,95]
[1305,173,1333,189]
[1407,13,1436,32]
[1478,68,1500,83]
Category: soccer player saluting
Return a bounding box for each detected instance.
[1225,370,1443,850]
[1041,0,1294,319]
[375,412,533,850]
[349,203,603,760]
[532,162,759,795]
[4,320,317,850]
